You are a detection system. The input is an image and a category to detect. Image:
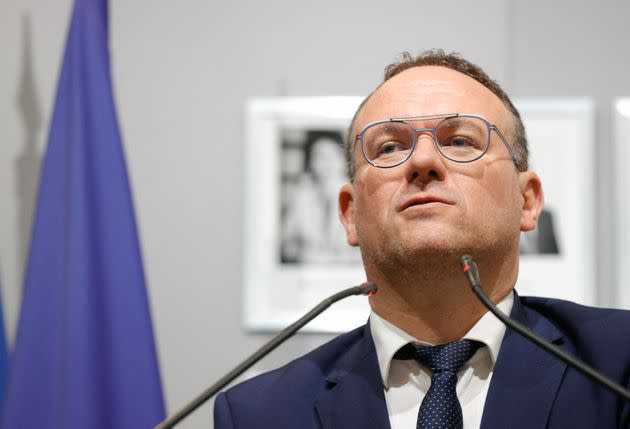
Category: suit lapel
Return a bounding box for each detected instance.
[315,323,391,429]
[480,293,570,429]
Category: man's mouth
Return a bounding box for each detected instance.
[399,196,454,211]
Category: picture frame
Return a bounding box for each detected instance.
[243,97,595,332]
[515,99,595,305]
[614,99,630,308]
[243,97,367,332]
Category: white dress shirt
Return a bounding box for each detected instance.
[369,291,514,429]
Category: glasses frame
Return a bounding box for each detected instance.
[354,113,515,169]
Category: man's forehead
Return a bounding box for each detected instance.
[356,66,509,130]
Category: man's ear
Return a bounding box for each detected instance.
[339,183,359,246]
[519,171,544,232]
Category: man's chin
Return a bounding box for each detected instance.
[384,238,471,269]
[400,230,468,254]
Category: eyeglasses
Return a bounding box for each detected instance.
[354,113,514,169]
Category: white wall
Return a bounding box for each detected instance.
[1,1,629,427]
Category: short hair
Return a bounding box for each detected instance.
[303,130,344,174]
[345,50,528,179]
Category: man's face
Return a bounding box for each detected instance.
[339,66,540,270]
[310,138,345,180]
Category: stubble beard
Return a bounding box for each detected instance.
[358,220,519,290]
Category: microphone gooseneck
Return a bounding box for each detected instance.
[154,282,378,429]
[460,255,630,404]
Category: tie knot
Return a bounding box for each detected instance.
[394,339,483,373]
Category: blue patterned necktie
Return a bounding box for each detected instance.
[394,339,484,429]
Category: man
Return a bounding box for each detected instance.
[215,51,630,428]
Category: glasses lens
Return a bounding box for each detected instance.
[361,121,414,167]
[435,116,489,162]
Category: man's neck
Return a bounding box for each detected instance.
[366,256,517,344]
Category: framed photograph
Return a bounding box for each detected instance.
[243,97,595,332]
[515,99,595,305]
[243,97,367,332]
[614,99,630,308]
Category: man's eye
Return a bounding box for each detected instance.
[377,141,405,155]
[443,137,476,148]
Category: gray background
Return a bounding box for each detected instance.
[1,1,629,427]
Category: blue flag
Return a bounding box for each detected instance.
[2,0,166,427]
[0,266,8,409]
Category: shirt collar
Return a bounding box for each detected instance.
[370,290,514,389]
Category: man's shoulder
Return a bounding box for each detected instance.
[222,323,369,400]
[519,295,630,358]
[520,295,630,329]
[214,323,382,428]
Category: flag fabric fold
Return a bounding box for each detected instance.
[2,0,166,427]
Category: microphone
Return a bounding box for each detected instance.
[460,255,630,403]
[154,282,378,429]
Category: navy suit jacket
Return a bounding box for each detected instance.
[214,295,630,428]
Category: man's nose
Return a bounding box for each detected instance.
[403,132,447,182]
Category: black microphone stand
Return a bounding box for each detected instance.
[154,282,377,429]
